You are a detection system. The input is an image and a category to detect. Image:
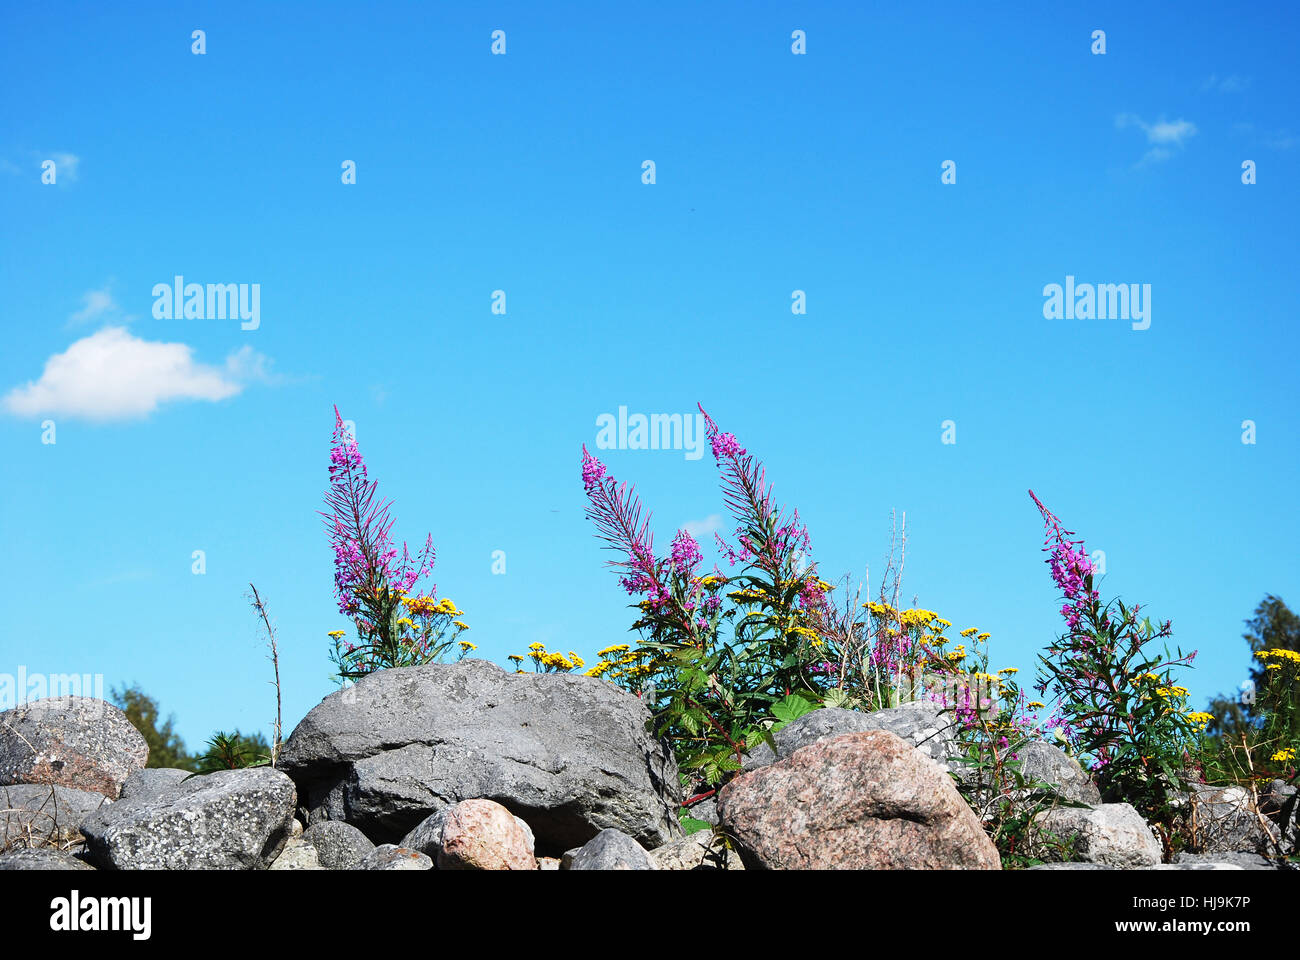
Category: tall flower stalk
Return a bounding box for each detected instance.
[580,405,835,785]
[1029,489,1197,852]
[323,407,467,680]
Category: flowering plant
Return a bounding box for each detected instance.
[580,405,834,784]
[322,407,469,681]
[1029,490,1197,850]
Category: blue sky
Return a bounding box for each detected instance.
[1,2,1297,751]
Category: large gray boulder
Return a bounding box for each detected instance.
[80,767,296,869]
[1031,802,1162,868]
[0,784,111,850]
[0,697,148,799]
[743,703,959,772]
[279,660,682,854]
[1012,741,1101,804]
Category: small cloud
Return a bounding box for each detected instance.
[46,152,80,182]
[69,287,118,325]
[1138,147,1172,166]
[224,344,278,383]
[1262,130,1298,150]
[1202,74,1250,93]
[1116,113,1197,164]
[1,326,269,421]
[682,514,724,539]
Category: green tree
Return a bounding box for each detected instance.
[111,685,195,770]
[1205,594,1300,738]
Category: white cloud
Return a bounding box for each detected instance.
[48,152,80,182]
[682,514,724,539]
[1116,114,1197,163]
[2,326,270,421]
[69,287,118,325]
[1202,74,1249,93]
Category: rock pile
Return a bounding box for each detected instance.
[0,675,1294,871]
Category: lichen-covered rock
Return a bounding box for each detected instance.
[1031,802,1162,868]
[0,698,148,799]
[437,799,537,870]
[80,767,296,870]
[301,819,375,869]
[0,848,95,870]
[279,660,682,854]
[565,828,656,870]
[720,730,1000,870]
[0,784,111,850]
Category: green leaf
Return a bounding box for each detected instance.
[771,693,820,724]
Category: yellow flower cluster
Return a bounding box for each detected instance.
[403,595,463,618]
[1255,648,1300,663]
[327,630,346,639]
[1272,747,1296,763]
[1185,711,1213,732]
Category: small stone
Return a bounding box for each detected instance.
[649,831,744,870]
[269,836,323,870]
[360,844,433,870]
[437,799,537,870]
[301,820,376,870]
[566,829,656,870]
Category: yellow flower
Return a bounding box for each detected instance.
[997,667,1019,675]
[977,632,991,641]
[1271,748,1296,763]
[458,640,476,651]
[453,620,470,630]
[327,630,346,639]
[1027,701,1046,710]
[960,628,978,638]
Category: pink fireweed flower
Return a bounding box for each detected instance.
[581,444,607,493]
[323,406,436,620]
[669,529,703,576]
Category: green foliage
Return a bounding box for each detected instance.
[1196,596,1299,794]
[111,685,194,771]
[192,730,273,774]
